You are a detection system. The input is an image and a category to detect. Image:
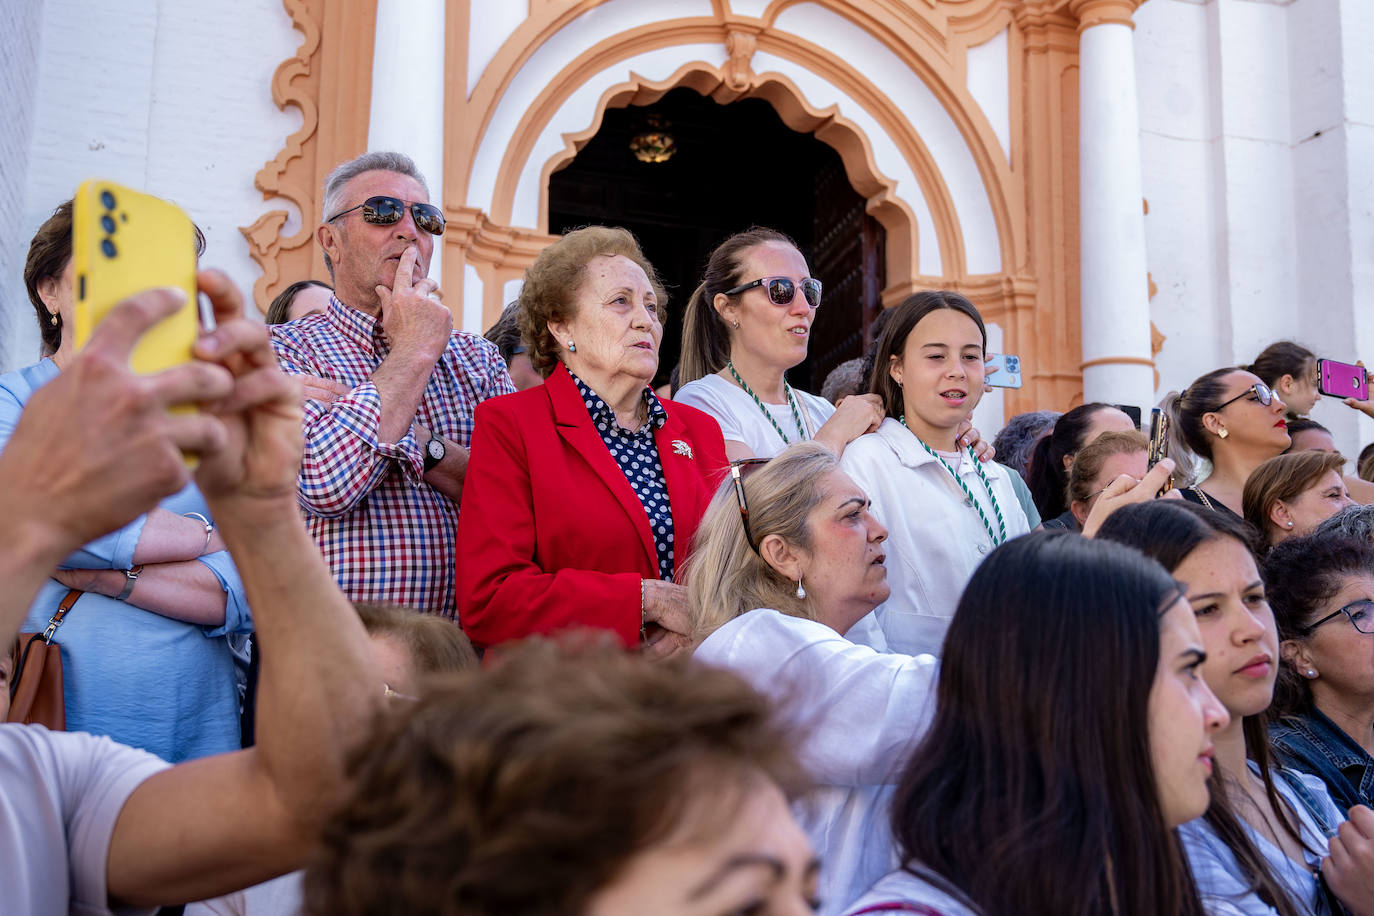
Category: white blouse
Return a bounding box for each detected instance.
[674,372,836,458]
[840,418,1031,658]
[694,608,938,916]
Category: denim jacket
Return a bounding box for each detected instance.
[1269,708,1374,814]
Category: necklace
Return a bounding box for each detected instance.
[727,362,808,445]
[900,415,1006,548]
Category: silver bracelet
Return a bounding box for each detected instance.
[184,512,214,557]
[116,565,144,602]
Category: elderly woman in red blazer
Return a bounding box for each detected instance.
[456,227,727,655]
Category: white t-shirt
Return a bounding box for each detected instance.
[186,872,303,916]
[694,608,938,916]
[840,419,1031,657]
[674,373,836,458]
[845,867,981,916]
[0,724,169,916]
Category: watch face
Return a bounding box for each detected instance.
[427,438,444,461]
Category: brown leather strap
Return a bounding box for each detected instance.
[41,588,82,644]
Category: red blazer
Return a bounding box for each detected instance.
[456,364,728,648]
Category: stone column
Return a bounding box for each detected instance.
[1072,0,1152,411]
[368,0,446,287]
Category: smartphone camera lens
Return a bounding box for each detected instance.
[100,190,116,210]
[101,239,117,259]
[1005,356,1020,373]
[100,215,116,234]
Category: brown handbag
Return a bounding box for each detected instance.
[6,588,81,729]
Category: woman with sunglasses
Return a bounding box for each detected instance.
[456,227,726,656]
[838,290,1031,657]
[1097,501,1374,916]
[846,531,1228,916]
[1,199,250,761]
[675,228,885,461]
[1265,534,1374,814]
[686,442,937,913]
[1164,368,1292,519]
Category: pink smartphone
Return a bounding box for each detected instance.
[1318,359,1369,401]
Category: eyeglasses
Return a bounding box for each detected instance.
[327,196,446,236]
[1210,381,1274,413]
[1300,599,1374,636]
[724,276,822,309]
[729,458,770,552]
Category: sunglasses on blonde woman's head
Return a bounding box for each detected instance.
[729,458,770,553]
[327,196,447,236]
[725,276,822,309]
[1210,382,1274,413]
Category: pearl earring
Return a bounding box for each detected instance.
[1218,428,1229,439]
[1306,669,1317,678]
[567,340,576,353]
[795,575,806,600]
[1286,521,1295,528]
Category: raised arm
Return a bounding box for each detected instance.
[105,269,381,906]
[0,289,232,644]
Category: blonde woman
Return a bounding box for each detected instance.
[686,443,937,914]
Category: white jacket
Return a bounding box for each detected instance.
[840,418,1031,657]
[694,608,938,916]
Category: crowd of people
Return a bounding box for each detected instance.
[4,148,1374,915]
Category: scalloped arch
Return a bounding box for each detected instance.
[521,61,924,287]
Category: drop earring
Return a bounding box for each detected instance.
[567,340,576,353]
[795,575,806,600]
[49,312,59,327]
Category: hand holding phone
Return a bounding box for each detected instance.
[1147,408,1174,496]
[1318,359,1369,401]
[73,180,202,377]
[985,353,1023,389]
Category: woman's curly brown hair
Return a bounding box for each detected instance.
[517,226,667,378]
[302,638,807,916]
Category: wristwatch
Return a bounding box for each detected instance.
[423,435,446,472]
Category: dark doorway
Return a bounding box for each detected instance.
[548,87,885,393]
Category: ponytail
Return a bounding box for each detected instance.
[678,281,731,386]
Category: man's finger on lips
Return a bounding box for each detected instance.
[391,246,418,292]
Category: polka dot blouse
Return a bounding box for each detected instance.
[571,372,676,582]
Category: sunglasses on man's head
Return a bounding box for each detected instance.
[327,196,446,236]
[725,276,822,309]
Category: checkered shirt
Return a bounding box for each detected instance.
[270,296,515,616]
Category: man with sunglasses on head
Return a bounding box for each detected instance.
[270,151,515,617]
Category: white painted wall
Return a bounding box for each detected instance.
[1135,0,1373,458]
[7,0,300,374]
[0,0,46,371]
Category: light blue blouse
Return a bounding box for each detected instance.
[1179,763,1343,915]
[1,359,252,762]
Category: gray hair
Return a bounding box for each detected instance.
[319,151,430,278]
[1312,504,1374,543]
[992,410,1062,478]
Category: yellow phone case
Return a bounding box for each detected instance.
[72,179,199,374]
